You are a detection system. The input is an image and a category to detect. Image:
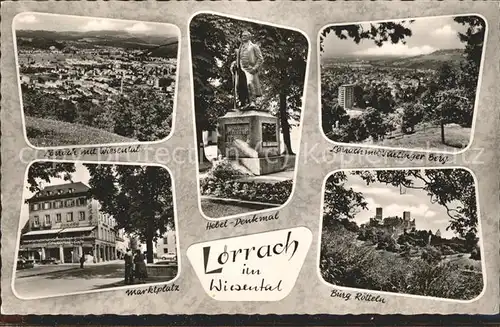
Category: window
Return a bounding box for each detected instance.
[33,216,40,225]
[100,227,103,239]
[44,215,51,225]
[46,191,52,196]
[163,237,168,244]
[56,213,62,223]
[43,202,51,210]
[32,203,40,211]
[66,212,73,222]
[79,211,85,221]
[163,249,168,254]
[65,199,75,207]
[77,198,87,206]
[54,201,63,209]
[57,189,63,195]
[68,188,74,193]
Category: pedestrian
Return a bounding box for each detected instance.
[124,248,134,285]
[79,254,85,269]
[133,249,148,283]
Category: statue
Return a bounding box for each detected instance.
[230,30,264,110]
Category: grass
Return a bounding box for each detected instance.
[25,115,136,147]
[320,225,483,300]
[376,125,471,152]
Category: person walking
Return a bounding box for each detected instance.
[133,249,148,283]
[124,248,134,285]
[79,254,85,269]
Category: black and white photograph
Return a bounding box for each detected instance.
[14,12,179,147]
[13,161,178,299]
[320,15,486,153]
[319,168,484,301]
[190,12,309,219]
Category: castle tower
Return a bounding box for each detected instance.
[403,211,411,221]
[375,207,383,221]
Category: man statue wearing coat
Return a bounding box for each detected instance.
[230,30,264,110]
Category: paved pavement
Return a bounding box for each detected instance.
[13,261,175,298]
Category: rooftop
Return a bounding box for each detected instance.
[28,182,90,202]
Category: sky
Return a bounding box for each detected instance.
[322,15,470,58]
[342,171,468,239]
[20,163,92,227]
[14,12,179,37]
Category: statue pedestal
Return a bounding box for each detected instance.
[217,110,286,176]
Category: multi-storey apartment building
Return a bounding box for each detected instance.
[338,83,355,110]
[19,182,118,264]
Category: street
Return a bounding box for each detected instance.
[14,261,176,298]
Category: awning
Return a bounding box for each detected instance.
[59,226,96,233]
[22,229,63,236]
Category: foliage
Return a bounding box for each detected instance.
[319,21,414,51]
[401,103,425,133]
[200,176,292,205]
[26,162,76,193]
[322,172,367,228]
[84,164,174,263]
[361,107,393,141]
[22,87,173,142]
[320,226,483,300]
[421,246,442,264]
[206,158,246,181]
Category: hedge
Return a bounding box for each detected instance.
[200,176,292,205]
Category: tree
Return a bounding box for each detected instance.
[401,103,424,133]
[319,21,414,52]
[27,162,76,193]
[362,107,392,141]
[257,28,308,155]
[322,102,349,135]
[322,172,367,229]
[84,164,175,263]
[109,89,173,141]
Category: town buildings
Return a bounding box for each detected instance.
[19,182,120,264]
[155,231,177,260]
[338,83,355,109]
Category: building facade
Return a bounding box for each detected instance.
[338,84,355,110]
[156,231,177,260]
[19,182,118,264]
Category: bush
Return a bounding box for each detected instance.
[421,246,442,264]
[320,226,483,300]
[200,175,292,205]
[206,158,246,180]
[470,246,481,260]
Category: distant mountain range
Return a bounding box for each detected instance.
[16,29,178,58]
[324,49,466,70]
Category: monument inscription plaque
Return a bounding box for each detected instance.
[261,122,278,147]
[225,123,250,143]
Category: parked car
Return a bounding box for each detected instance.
[17,258,35,270]
[41,257,60,265]
[160,253,177,262]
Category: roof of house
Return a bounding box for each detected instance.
[28,182,90,202]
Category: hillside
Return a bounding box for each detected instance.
[25,115,136,147]
[325,49,466,70]
[373,49,466,69]
[16,29,179,58]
